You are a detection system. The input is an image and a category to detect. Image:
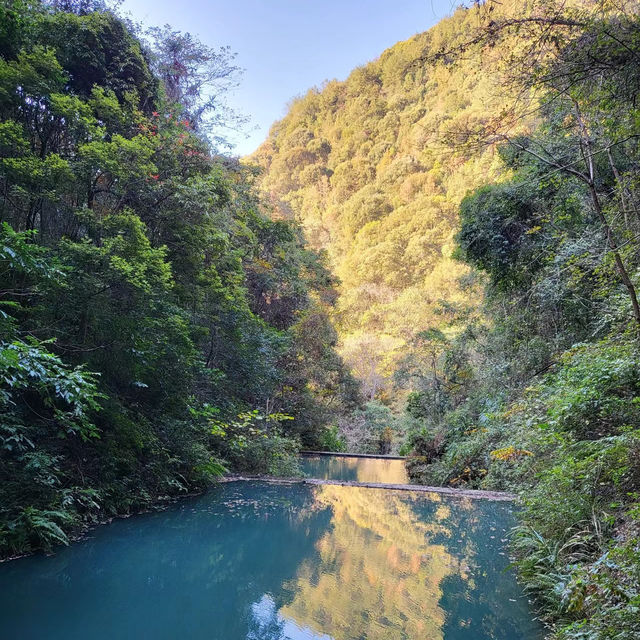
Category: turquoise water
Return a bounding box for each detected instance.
[300,454,409,483]
[0,479,542,639]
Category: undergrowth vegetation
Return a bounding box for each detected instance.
[3,0,640,637]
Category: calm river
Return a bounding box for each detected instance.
[0,457,542,640]
[300,453,409,484]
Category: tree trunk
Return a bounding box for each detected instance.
[573,103,640,328]
[587,182,640,327]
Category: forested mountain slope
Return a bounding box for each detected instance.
[253,2,640,638]
[250,2,518,397]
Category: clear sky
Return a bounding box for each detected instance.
[121,0,459,155]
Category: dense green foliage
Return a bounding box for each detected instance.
[4,0,640,637]
[397,3,640,638]
[0,0,358,557]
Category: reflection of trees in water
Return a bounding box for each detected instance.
[433,502,542,640]
[171,482,334,638]
[302,456,360,482]
[0,481,540,640]
[301,456,408,483]
[283,487,540,640]
[282,485,465,640]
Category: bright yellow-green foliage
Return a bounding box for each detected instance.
[250,3,522,394]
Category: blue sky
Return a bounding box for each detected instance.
[121,0,458,155]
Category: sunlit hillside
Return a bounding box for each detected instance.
[249,1,526,397]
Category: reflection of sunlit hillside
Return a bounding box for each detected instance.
[351,457,408,484]
[282,486,471,640]
[301,456,409,484]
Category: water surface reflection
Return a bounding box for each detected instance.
[282,484,539,640]
[300,454,409,484]
[0,480,541,640]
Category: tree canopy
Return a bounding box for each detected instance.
[0,0,358,556]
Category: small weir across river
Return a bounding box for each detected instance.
[0,454,543,640]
